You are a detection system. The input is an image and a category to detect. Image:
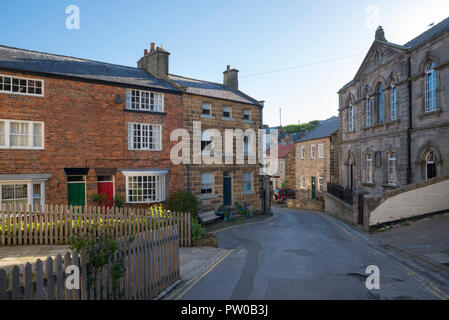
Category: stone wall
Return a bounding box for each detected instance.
[324,192,356,225]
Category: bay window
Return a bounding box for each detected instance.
[122,170,167,203]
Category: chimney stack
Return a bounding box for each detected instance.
[375,26,387,42]
[138,42,170,79]
[223,65,239,90]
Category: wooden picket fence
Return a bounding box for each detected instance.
[0,224,180,300]
[0,205,191,247]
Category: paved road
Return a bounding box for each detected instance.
[173,208,449,300]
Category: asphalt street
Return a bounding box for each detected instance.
[173,207,449,300]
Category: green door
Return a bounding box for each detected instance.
[311,177,317,200]
[68,182,86,207]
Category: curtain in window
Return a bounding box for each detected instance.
[10,122,29,147]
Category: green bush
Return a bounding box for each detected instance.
[165,191,198,218]
[191,218,206,241]
[113,194,126,208]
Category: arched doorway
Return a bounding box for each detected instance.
[426,151,437,180]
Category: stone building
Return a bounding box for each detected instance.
[295,116,339,199]
[333,19,449,227]
[138,45,265,213]
[266,142,295,190]
[0,44,183,208]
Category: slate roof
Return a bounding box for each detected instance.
[296,116,339,143]
[169,74,261,106]
[0,45,179,91]
[405,16,449,48]
[266,142,295,159]
[340,16,449,91]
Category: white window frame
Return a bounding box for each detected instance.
[123,171,166,204]
[126,89,164,112]
[311,145,316,159]
[366,153,373,183]
[0,180,46,210]
[243,110,251,121]
[279,160,285,173]
[301,176,306,190]
[425,61,437,112]
[0,74,44,97]
[201,173,214,195]
[128,123,162,151]
[0,119,44,150]
[318,144,324,159]
[387,153,397,185]
[391,86,397,120]
[301,146,305,160]
[201,130,214,156]
[349,104,354,131]
[318,177,324,193]
[201,103,212,115]
[243,172,253,194]
[223,106,232,119]
[366,96,372,126]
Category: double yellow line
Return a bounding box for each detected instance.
[166,249,234,300]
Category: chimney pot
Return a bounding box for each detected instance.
[150,42,155,52]
[144,49,148,55]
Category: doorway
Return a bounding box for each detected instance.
[223,173,232,206]
[67,176,86,207]
[311,177,317,200]
[97,175,114,207]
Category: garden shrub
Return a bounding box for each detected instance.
[164,191,198,218]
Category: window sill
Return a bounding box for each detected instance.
[222,117,235,122]
[201,114,215,119]
[243,191,256,196]
[382,183,399,189]
[362,182,375,187]
[123,109,166,115]
[345,130,356,134]
[418,108,442,119]
[200,194,217,200]
[243,120,255,124]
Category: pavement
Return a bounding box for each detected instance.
[372,213,449,272]
[166,207,449,300]
[0,245,71,272]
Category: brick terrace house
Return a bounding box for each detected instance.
[295,116,339,200]
[0,45,183,208]
[337,20,449,199]
[136,46,265,212]
[169,68,265,213]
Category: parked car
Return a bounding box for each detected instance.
[273,188,296,203]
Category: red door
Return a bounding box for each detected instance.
[98,182,114,207]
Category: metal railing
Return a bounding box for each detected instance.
[327,183,353,206]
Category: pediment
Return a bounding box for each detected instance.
[353,41,407,82]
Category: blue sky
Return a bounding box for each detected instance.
[1,0,448,126]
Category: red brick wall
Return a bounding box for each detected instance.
[0,70,183,206]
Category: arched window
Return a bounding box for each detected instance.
[425,61,437,112]
[366,96,372,126]
[376,83,384,123]
[426,151,437,179]
[348,104,354,131]
[391,85,397,120]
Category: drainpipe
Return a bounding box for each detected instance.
[407,56,413,185]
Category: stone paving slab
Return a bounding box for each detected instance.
[179,246,229,281]
[0,245,71,272]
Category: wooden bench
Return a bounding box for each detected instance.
[198,210,221,224]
